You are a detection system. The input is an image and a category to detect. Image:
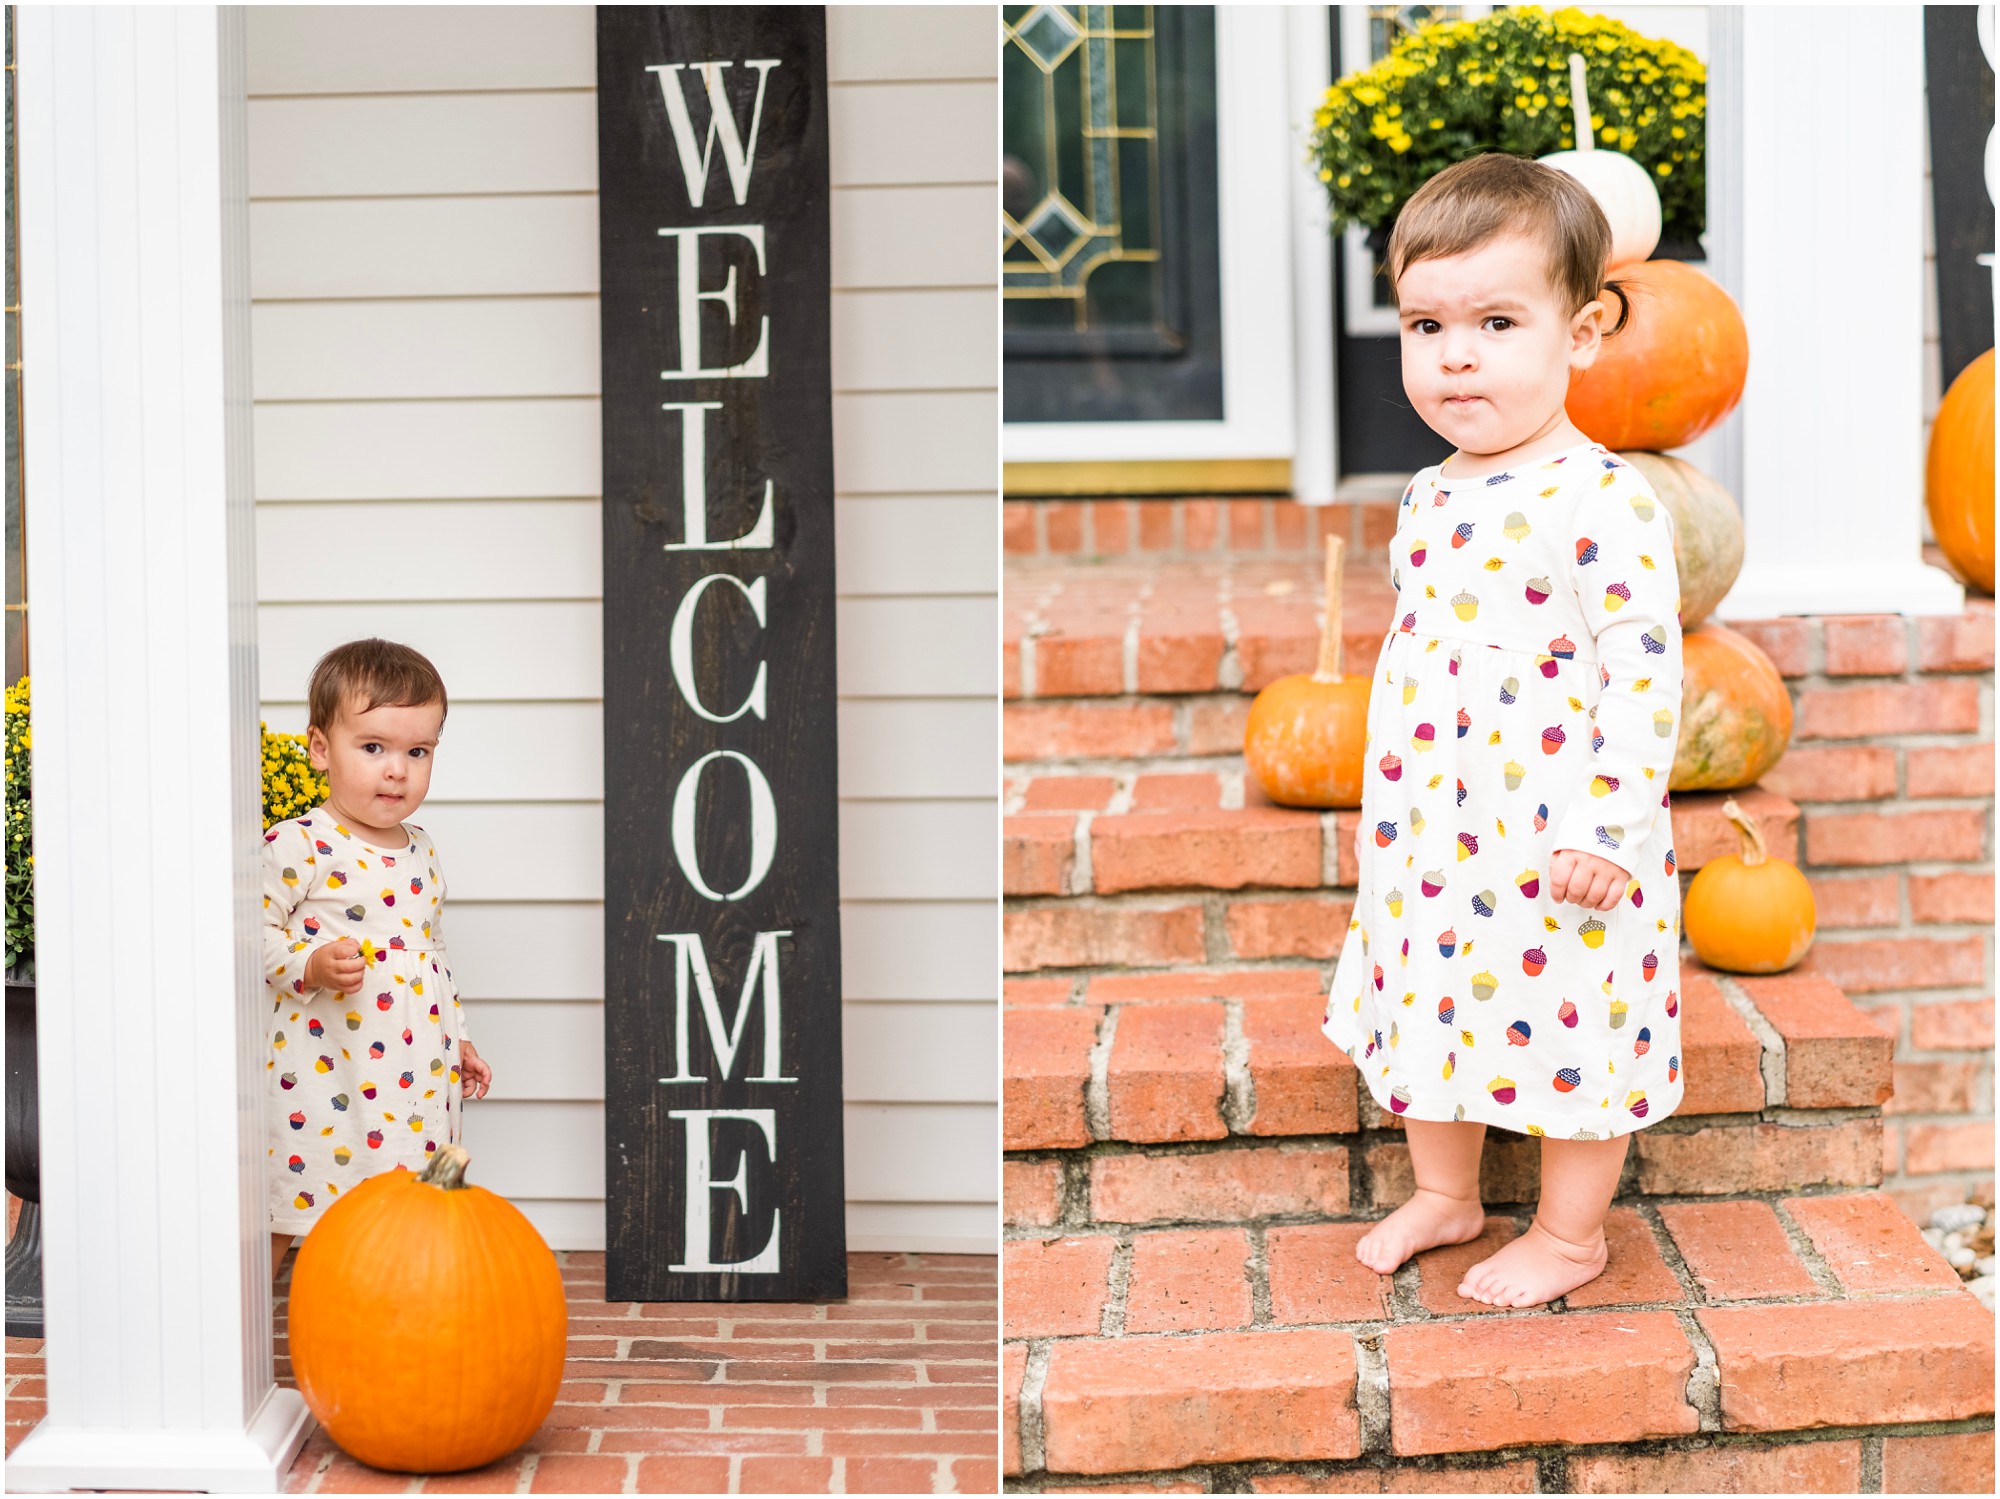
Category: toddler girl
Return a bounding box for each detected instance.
[261,638,492,1279]
[1321,153,1685,1309]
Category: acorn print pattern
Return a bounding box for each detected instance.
[1323,441,1686,1139]
[261,806,470,1232]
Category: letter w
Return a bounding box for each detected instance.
[647,60,780,208]
[655,930,796,1083]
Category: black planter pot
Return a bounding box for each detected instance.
[6,970,41,1339]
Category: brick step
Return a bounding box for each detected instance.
[1005,963,1890,1159]
[1003,490,1404,563]
[1004,773,1799,898]
[1002,1189,1995,1487]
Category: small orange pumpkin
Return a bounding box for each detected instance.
[1924,347,1994,595]
[1670,622,1792,792]
[1243,540,1372,807]
[1616,450,1743,630]
[1568,260,1749,452]
[1683,796,1816,973]
[289,1145,567,1474]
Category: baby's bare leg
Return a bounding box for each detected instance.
[271,1231,292,1282]
[1353,1118,1489,1274]
[1459,1133,1630,1307]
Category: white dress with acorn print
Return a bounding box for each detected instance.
[1322,440,1687,1139]
[261,806,470,1232]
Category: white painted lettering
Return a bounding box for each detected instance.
[648,60,780,208]
[669,573,769,724]
[670,750,778,900]
[660,401,774,551]
[666,1108,780,1273]
[655,929,795,1083]
[657,226,770,380]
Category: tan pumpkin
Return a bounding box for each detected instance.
[290,1145,567,1474]
[1616,451,1743,630]
[1683,796,1817,973]
[1924,347,1994,595]
[1244,540,1372,808]
[1669,622,1792,791]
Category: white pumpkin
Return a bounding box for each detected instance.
[1537,52,1662,270]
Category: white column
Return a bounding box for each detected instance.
[1288,4,1338,503]
[8,7,311,1493]
[1715,5,1964,620]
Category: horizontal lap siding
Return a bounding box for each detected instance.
[246,5,997,1252]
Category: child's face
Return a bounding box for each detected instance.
[307,695,444,827]
[1396,230,1606,456]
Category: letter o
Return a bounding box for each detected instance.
[671,750,777,901]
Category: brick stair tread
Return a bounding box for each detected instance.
[1004,1191,1995,1479]
[1003,958,1892,1152]
[1006,556,1396,699]
[1004,780,1801,895]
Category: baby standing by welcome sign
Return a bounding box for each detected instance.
[260,639,494,1279]
[1321,153,1686,1307]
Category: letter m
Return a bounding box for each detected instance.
[655,930,796,1083]
[646,60,780,208]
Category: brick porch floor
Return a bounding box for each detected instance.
[4,1251,998,1495]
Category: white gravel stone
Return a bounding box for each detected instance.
[1947,1244,1978,1269]
[1978,1256,1996,1279]
[1970,1275,1997,1311]
[1930,1203,1986,1234]
[1922,1227,1948,1249]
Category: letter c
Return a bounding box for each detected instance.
[669,573,768,724]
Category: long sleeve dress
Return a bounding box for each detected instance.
[261,804,471,1233]
[1322,440,1686,1139]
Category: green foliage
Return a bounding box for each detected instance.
[1308,6,1706,246]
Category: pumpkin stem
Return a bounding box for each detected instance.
[1568,53,1592,151]
[417,1142,472,1190]
[1721,796,1769,868]
[1313,537,1346,683]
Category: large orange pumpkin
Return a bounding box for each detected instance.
[1568,260,1749,451]
[1924,347,1994,595]
[1244,541,1372,807]
[1616,450,1743,630]
[290,1145,567,1473]
[1670,622,1792,791]
[1683,796,1817,973]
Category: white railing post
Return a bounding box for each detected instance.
[8,6,311,1491]
[1716,4,1964,620]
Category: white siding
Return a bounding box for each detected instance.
[246,6,997,1254]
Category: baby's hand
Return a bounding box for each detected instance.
[304,937,365,995]
[1549,848,1627,912]
[459,1040,492,1100]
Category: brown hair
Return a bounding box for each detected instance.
[1385,152,1631,336]
[307,638,448,735]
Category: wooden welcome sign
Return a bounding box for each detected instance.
[597,6,846,1302]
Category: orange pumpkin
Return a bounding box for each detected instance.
[1244,540,1372,807]
[290,1145,567,1473]
[1669,622,1792,792]
[1683,796,1816,973]
[1924,347,1994,595]
[1616,450,1743,630]
[1568,260,1749,451]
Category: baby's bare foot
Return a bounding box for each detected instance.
[1354,1187,1487,1275]
[1458,1216,1608,1307]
